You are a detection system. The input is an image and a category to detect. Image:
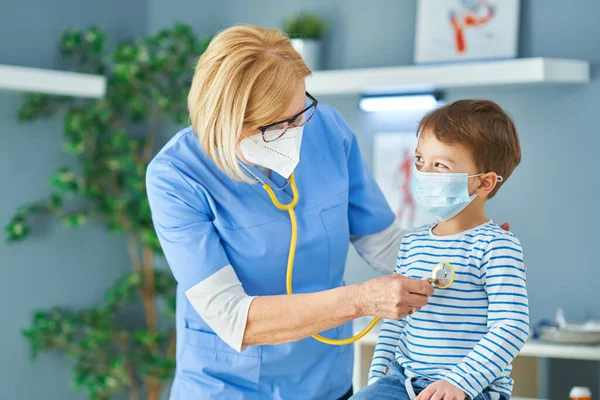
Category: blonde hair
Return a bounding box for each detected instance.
[188,25,311,181]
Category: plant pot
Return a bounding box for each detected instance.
[291,39,322,71]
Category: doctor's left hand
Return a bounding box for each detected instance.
[415,379,467,400]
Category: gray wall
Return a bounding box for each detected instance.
[0,1,147,399]
[149,0,417,70]
[149,0,600,397]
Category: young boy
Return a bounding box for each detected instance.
[352,100,528,400]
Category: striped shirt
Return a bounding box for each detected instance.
[369,221,529,399]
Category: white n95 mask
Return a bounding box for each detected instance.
[411,167,503,222]
[239,126,304,179]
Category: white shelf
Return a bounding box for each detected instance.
[354,323,600,361]
[0,64,106,98]
[519,340,600,361]
[306,57,590,96]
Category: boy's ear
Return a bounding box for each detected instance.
[475,172,499,197]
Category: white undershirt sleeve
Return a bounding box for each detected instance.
[184,265,256,353]
[350,219,406,274]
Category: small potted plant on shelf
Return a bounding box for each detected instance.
[282,10,328,71]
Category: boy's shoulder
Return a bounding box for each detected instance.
[401,224,434,241]
[471,222,524,261]
[400,221,521,247]
[474,221,521,244]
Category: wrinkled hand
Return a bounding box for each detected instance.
[415,380,467,400]
[355,274,434,320]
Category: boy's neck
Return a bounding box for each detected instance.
[432,199,489,236]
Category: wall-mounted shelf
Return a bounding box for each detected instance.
[306,57,590,96]
[0,64,106,98]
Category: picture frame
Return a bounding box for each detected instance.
[414,0,521,64]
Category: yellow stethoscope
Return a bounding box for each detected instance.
[256,170,456,345]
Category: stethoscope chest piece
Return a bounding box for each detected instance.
[430,262,455,289]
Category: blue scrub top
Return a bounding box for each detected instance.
[146,104,394,400]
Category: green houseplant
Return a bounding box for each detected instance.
[282,11,327,40]
[4,24,211,400]
[282,11,328,71]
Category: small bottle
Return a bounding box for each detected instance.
[570,387,592,400]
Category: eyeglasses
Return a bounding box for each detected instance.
[258,92,318,142]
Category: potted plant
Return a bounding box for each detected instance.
[5,23,212,400]
[282,11,328,71]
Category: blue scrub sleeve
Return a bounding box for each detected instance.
[146,161,230,292]
[332,110,395,237]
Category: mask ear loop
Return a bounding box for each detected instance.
[469,173,504,193]
[467,173,504,182]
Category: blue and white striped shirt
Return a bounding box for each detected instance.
[369,221,529,399]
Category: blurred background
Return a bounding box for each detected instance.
[1,0,598,399]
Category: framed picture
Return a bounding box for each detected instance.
[414,0,520,64]
[373,133,436,230]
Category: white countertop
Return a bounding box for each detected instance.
[353,320,600,361]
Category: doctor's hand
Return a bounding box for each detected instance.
[355,274,434,320]
[415,379,467,400]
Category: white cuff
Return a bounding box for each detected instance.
[185,265,256,353]
[351,220,406,274]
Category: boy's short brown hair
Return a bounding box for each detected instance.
[417,99,521,198]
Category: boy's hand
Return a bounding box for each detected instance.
[415,379,467,400]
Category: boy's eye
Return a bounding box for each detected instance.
[415,156,424,163]
[435,162,448,169]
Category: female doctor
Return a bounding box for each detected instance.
[146,25,435,400]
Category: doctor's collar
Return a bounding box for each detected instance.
[238,162,291,191]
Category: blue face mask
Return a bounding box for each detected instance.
[411,167,503,222]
